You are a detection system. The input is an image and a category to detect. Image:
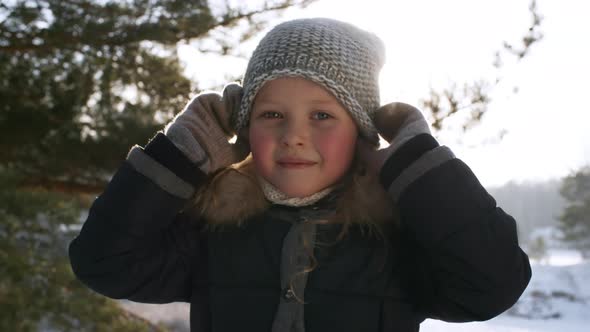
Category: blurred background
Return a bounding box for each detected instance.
[1,0,588,331]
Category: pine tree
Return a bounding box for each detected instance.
[527,235,547,263]
[0,1,312,330]
[0,0,313,192]
[558,166,590,257]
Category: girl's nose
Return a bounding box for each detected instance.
[280,120,309,147]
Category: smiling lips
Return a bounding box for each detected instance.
[277,157,317,169]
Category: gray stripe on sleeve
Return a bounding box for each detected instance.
[126,146,195,199]
[388,146,456,202]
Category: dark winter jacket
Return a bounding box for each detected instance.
[69,132,531,331]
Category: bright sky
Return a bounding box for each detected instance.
[179,0,590,188]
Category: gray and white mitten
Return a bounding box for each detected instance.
[360,102,454,201]
[360,102,432,174]
[374,102,431,152]
[164,83,249,173]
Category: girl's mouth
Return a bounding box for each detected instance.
[277,158,316,169]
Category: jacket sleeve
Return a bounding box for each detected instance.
[380,134,532,322]
[69,133,208,303]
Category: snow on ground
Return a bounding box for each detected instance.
[119,300,190,332]
[119,249,590,332]
[424,249,589,332]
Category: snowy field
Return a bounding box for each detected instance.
[120,249,590,332]
[424,249,590,331]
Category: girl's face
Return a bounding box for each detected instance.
[248,77,358,198]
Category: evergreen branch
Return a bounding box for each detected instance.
[0,0,316,53]
[20,178,107,194]
[210,0,314,31]
[420,0,542,133]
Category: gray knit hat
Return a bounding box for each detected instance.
[234,18,386,145]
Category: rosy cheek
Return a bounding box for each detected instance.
[249,127,275,168]
[315,130,357,166]
[249,125,268,151]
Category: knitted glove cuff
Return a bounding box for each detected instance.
[143,132,208,186]
[165,123,236,174]
[126,146,195,199]
[387,111,431,153]
[371,102,446,199]
[374,102,431,149]
[164,125,210,170]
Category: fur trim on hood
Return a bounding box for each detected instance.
[189,155,397,228]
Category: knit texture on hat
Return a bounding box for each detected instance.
[235,18,386,145]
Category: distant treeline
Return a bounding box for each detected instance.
[488,179,565,243]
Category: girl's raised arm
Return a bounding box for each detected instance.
[363,102,531,322]
[69,84,248,303]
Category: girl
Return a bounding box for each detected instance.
[69,18,531,332]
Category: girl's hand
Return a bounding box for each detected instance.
[374,102,431,148]
[165,83,250,173]
[358,102,431,176]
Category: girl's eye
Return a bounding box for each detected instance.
[260,111,282,119]
[312,112,332,120]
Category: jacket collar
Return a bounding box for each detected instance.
[190,155,396,228]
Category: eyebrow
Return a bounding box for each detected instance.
[307,99,338,105]
[254,100,282,105]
